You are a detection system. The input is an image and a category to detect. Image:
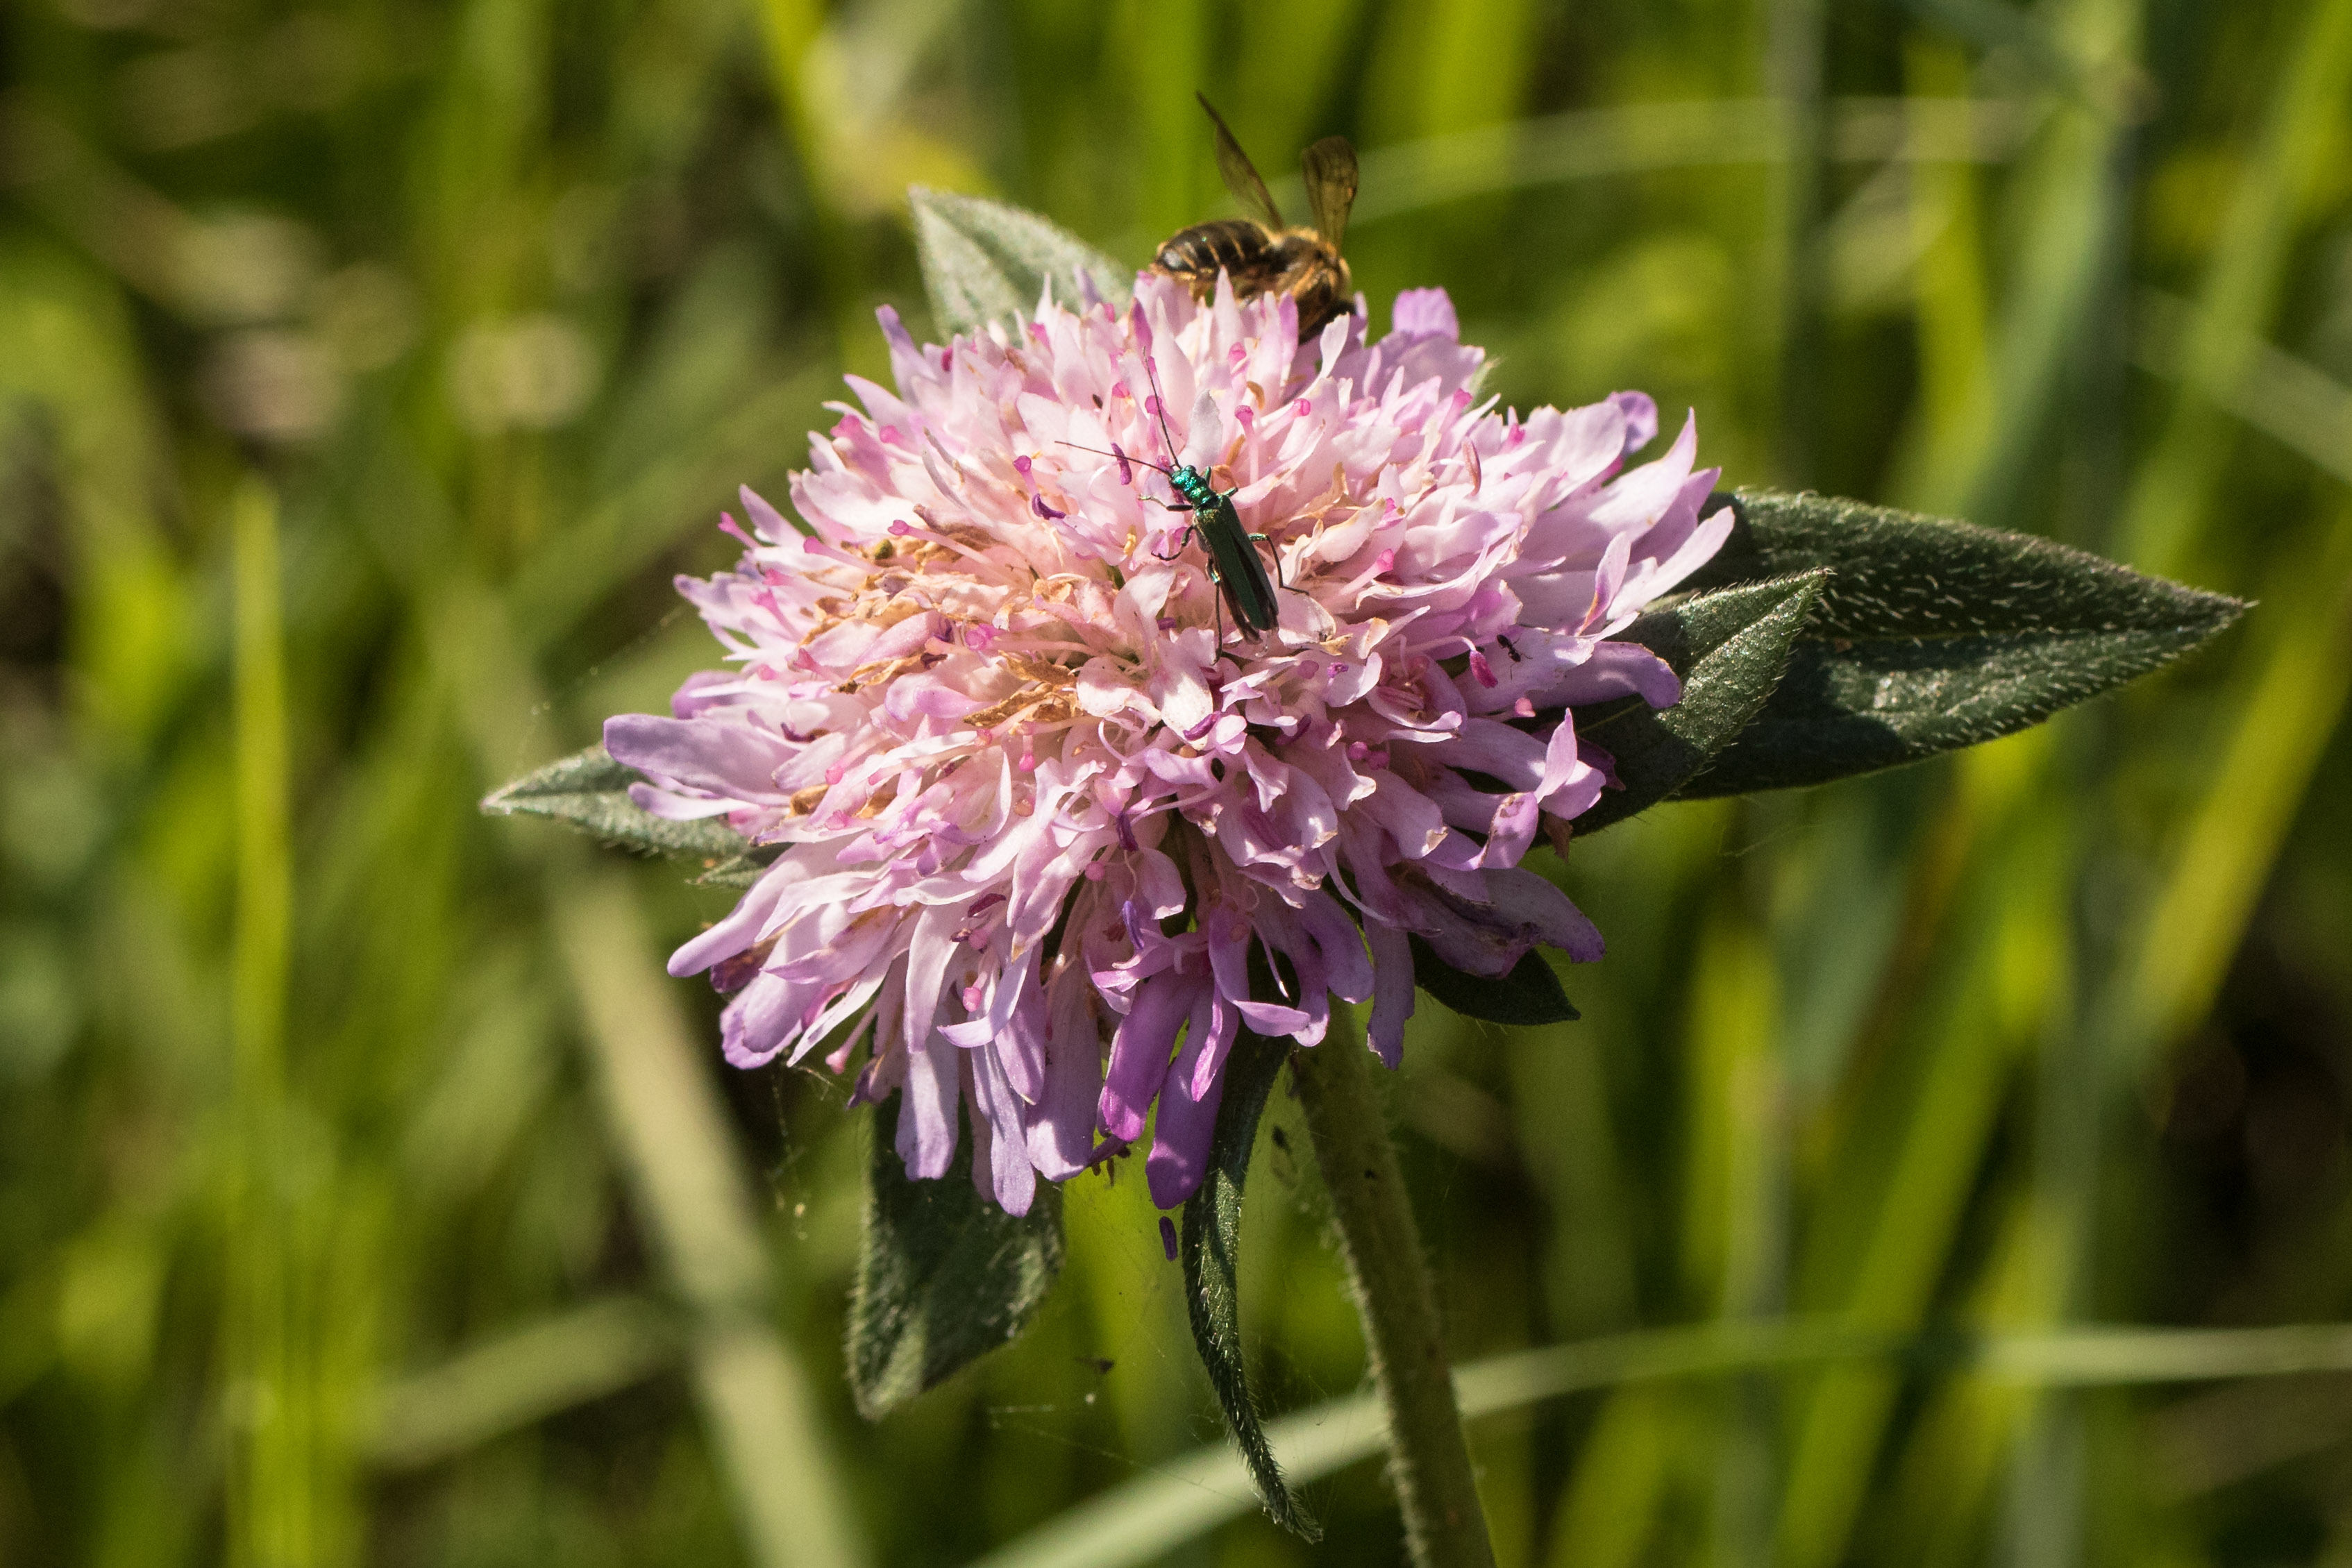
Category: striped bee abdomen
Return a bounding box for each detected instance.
[1153,220,1279,278]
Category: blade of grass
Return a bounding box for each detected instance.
[1990,1,2151,1545]
[1770,0,1829,487]
[0,1269,56,1410]
[1895,0,2142,527]
[1997,8,2352,1552]
[2133,292,2352,487]
[1690,900,1788,1567]
[1767,5,2140,1553]
[1891,40,1992,507]
[969,1315,2352,1568]
[365,1296,682,1471]
[380,392,872,1568]
[1858,246,2352,1568]
[0,236,191,747]
[1891,0,2155,112]
[1312,97,2035,230]
[2124,506,2352,1055]
[1543,1390,1675,1568]
[755,0,864,369]
[1949,102,2125,526]
[1113,0,1204,244]
[1774,741,2070,1568]
[226,475,309,1568]
[1364,0,1541,148]
[2114,0,2352,577]
[1881,1194,2050,1567]
[1234,0,1369,164]
[550,868,869,1568]
[500,370,829,654]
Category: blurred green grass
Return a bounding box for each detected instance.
[4,0,2352,1564]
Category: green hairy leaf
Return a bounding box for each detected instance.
[1674,491,2249,795]
[848,1098,1066,1421]
[1574,571,1833,834]
[909,187,1134,338]
[1410,939,1582,1026]
[1179,1031,1320,1540]
[481,743,752,864]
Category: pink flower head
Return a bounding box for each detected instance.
[606,273,1728,1214]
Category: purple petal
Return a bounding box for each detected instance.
[1392,287,1459,340]
[897,1027,961,1180]
[1549,641,1682,709]
[667,871,789,978]
[603,714,795,800]
[1608,391,1658,455]
[1100,968,1196,1143]
[1145,981,1232,1208]
[1026,966,1102,1180]
[968,1041,1037,1215]
[1366,923,1414,1068]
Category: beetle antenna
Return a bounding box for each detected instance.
[1141,355,1184,471]
[1058,440,1172,477]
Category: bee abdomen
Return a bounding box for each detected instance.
[1152,220,1279,285]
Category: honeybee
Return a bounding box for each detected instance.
[1152,94,1359,343]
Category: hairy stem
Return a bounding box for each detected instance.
[1291,1018,1495,1568]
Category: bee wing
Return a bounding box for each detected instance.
[1195,92,1285,230]
[1301,137,1359,251]
[1184,387,1223,471]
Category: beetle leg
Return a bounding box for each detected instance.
[1149,524,1196,563]
[1248,532,1293,591]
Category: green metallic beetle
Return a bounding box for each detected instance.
[1064,355,1284,642]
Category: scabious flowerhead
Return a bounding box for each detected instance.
[607,273,1727,1214]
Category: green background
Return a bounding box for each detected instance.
[4,0,2351,1562]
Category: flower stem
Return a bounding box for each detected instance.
[1291,1020,1495,1568]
